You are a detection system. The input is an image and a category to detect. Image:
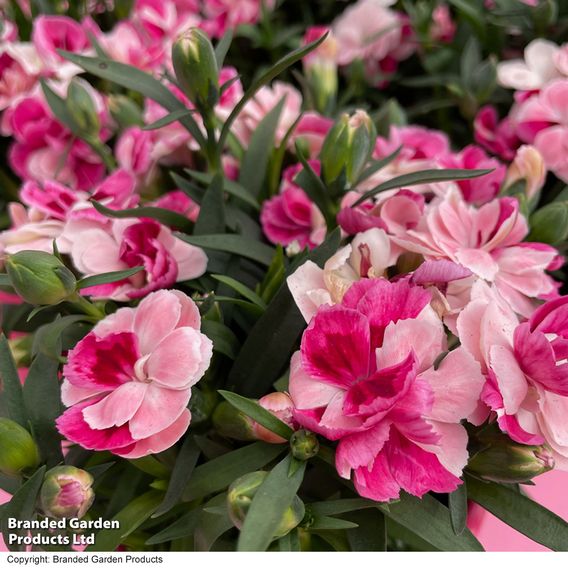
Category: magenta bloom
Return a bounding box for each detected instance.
[290,278,483,501]
[57,290,213,458]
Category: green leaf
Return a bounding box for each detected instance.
[308,517,359,531]
[183,442,284,501]
[239,98,285,198]
[229,229,342,397]
[153,436,200,518]
[145,509,201,545]
[447,0,487,40]
[345,509,387,551]
[380,492,484,551]
[193,174,226,236]
[88,491,163,552]
[194,493,234,551]
[211,275,267,309]
[237,454,306,551]
[449,483,468,536]
[215,29,233,68]
[0,466,46,552]
[184,170,259,210]
[219,33,328,149]
[32,315,89,360]
[0,274,11,287]
[92,201,194,233]
[467,475,568,551]
[76,267,144,290]
[219,390,294,440]
[201,320,240,360]
[176,234,275,266]
[40,80,79,135]
[142,108,197,131]
[56,51,206,148]
[0,334,27,427]
[355,146,403,186]
[309,498,377,517]
[528,201,568,244]
[352,168,494,207]
[278,529,301,551]
[23,353,63,467]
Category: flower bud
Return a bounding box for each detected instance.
[0,418,40,477]
[504,145,546,202]
[467,440,555,484]
[227,471,305,538]
[40,466,95,519]
[252,393,295,444]
[320,110,377,187]
[108,95,144,129]
[5,251,77,305]
[212,401,255,441]
[172,27,219,110]
[290,429,319,461]
[66,80,101,137]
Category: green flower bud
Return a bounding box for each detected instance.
[172,28,219,110]
[5,251,76,305]
[66,80,100,137]
[319,110,377,187]
[40,466,95,519]
[467,440,555,484]
[108,95,144,129]
[290,429,319,461]
[0,418,40,477]
[212,401,255,441]
[227,471,305,538]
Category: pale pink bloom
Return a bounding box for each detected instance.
[554,45,568,76]
[374,125,451,162]
[287,228,394,322]
[64,215,207,301]
[289,278,483,502]
[116,126,154,179]
[474,106,520,161]
[0,43,43,111]
[56,290,213,458]
[202,0,275,37]
[0,20,18,42]
[430,5,456,44]
[232,82,302,148]
[505,145,546,201]
[393,189,561,317]
[152,190,200,223]
[261,162,326,251]
[497,40,564,91]
[440,145,506,205]
[251,392,296,444]
[513,79,568,182]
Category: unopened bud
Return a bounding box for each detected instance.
[40,466,95,519]
[505,145,546,202]
[0,418,40,477]
[467,440,555,484]
[67,80,100,137]
[5,251,76,305]
[108,95,143,129]
[252,393,295,444]
[212,401,255,441]
[227,471,305,538]
[172,28,219,110]
[290,429,319,461]
[320,110,377,186]
[303,27,337,114]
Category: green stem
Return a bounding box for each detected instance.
[69,293,106,322]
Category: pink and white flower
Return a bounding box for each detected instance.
[56,290,213,458]
[289,278,483,501]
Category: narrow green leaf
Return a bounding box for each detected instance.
[76,267,144,290]
[278,529,301,551]
[183,442,284,501]
[88,491,163,552]
[129,456,169,478]
[40,80,79,135]
[467,475,568,551]
[23,353,63,467]
[229,229,341,397]
[309,517,359,531]
[194,174,226,236]
[0,466,46,552]
[56,51,206,148]
[309,498,377,517]
[194,493,234,551]
[201,320,240,360]
[449,483,468,536]
[145,509,201,545]
[153,436,200,518]
[184,169,260,210]
[239,98,285,197]
[352,168,494,207]
[0,335,27,427]
[238,455,306,551]
[177,234,275,266]
[219,33,328,149]
[380,492,484,551]
[345,509,387,551]
[170,172,205,205]
[211,275,267,309]
[32,315,89,360]
[92,201,194,233]
[219,390,293,440]
[142,108,197,131]
[355,145,403,185]
[215,29,233,68]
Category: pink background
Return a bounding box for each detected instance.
[1,470,567,551]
